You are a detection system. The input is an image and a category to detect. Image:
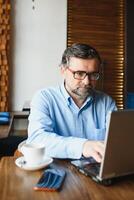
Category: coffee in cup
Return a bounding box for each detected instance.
[20,143,46,166]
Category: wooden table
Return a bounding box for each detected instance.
[0,111,29,138]
[0,157,134,200]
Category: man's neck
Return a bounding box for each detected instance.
[71,96,87,108]
[67,89,87,108]
[64,83,89,108]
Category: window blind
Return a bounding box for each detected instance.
[67,0,125,109]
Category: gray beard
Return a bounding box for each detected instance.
[72,87,94,99]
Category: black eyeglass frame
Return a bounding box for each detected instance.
[67,67,100,81]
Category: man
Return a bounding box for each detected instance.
[27,43,117,162]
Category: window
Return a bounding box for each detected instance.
[67,0,125,109]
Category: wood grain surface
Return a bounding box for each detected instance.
[0,157,134,200]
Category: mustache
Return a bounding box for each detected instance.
[79,85,93,89]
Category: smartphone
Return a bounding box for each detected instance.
[71,157,97,168]
[33,168,66,191]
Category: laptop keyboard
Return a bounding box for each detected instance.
[83,163,100,176]
[71,158,100,177]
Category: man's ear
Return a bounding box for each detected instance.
[60,66,66,75]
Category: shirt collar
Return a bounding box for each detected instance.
[82,94,94,108]
[60,82,71,105]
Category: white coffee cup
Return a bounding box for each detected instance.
[20,143,46,166]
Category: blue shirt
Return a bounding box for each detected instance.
[27,83,117,159]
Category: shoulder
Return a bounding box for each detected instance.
[34,85,60,97]
[94,90,113,101]
[31,85,61,105]
[93,90,117,110]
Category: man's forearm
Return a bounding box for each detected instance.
[27,127,87,159]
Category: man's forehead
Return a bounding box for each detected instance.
[69,56,98,63]
[69,57,99,68]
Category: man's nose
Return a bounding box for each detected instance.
[82,75,91,84]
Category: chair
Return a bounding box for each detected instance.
[0,136,27,157]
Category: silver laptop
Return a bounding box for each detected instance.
[71,110,134,185]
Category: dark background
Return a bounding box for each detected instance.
[126,0,134,92]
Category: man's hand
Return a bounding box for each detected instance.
[82,141,104,162]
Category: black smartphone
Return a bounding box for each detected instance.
[71,157,97,168]
[33,168,66,191]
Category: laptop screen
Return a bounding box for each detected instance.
[99,110,134,180]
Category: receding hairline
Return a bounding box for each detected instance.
[60,43,102,66]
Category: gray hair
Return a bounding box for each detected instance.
[60,43,102,67]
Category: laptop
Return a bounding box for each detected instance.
[71,109,134,185]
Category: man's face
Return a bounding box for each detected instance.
[61,57,100,99]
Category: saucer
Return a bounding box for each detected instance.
[15,156,53,171]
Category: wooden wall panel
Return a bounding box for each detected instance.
[67,0,125,109]
[0,0,10,111]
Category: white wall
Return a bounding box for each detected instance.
[10,0,67,111]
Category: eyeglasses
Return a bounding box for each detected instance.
[67,68,100,81]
